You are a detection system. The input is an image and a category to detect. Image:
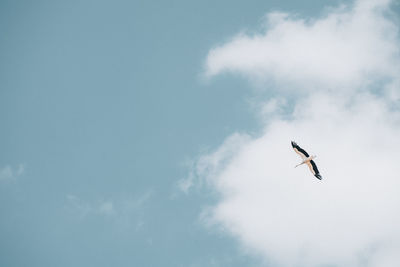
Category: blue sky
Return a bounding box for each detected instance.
[1,0,399,266]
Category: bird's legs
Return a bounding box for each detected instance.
[295,162,305,168]
[295,156,316,168]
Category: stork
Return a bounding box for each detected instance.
[291,141,322,180]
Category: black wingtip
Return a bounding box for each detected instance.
[315,174,322,180]
[291,141,297,147]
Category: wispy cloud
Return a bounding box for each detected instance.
[98,200,114,215]
[66,194,95,218]
[178,173,195,194]
[0,164,25,181]
[192,0,400,266]
[66,190,153,227]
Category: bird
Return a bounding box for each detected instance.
[291,141,322,180]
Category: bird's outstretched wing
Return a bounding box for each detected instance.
[306,160,322,180]
[291,141,309,160]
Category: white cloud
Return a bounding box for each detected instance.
[66,190,153,228]
[196,94,400,267]
[178,171,195,194]
[98,200,115,215]
[0,166,13,180]
[193,0,400,266]
[205,0,399,94]
[16,164,24,176]
[66,195,116,217]
[0,164,25,181]
[66,194,92,218]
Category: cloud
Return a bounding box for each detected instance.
[0,164,25,181]
[178,173,195,194]
[66,195,116,217]
[205,0,399,95]
[66,190,153,227]
[98,200,115,215]
[0,166,13,180]
[66,194,93,218]
[196,94,400,267]
[190,0,400,266]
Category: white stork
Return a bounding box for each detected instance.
[291,141,322,180]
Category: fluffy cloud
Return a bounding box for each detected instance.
[197,93,400,267]
[205,0,399,95]
[191,0,400,266]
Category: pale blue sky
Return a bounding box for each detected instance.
[3,0,394,266]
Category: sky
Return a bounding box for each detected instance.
[1,0,399,267]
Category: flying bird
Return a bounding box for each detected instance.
[291,141,322,180]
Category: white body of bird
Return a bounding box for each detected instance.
[295,155,316,168]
